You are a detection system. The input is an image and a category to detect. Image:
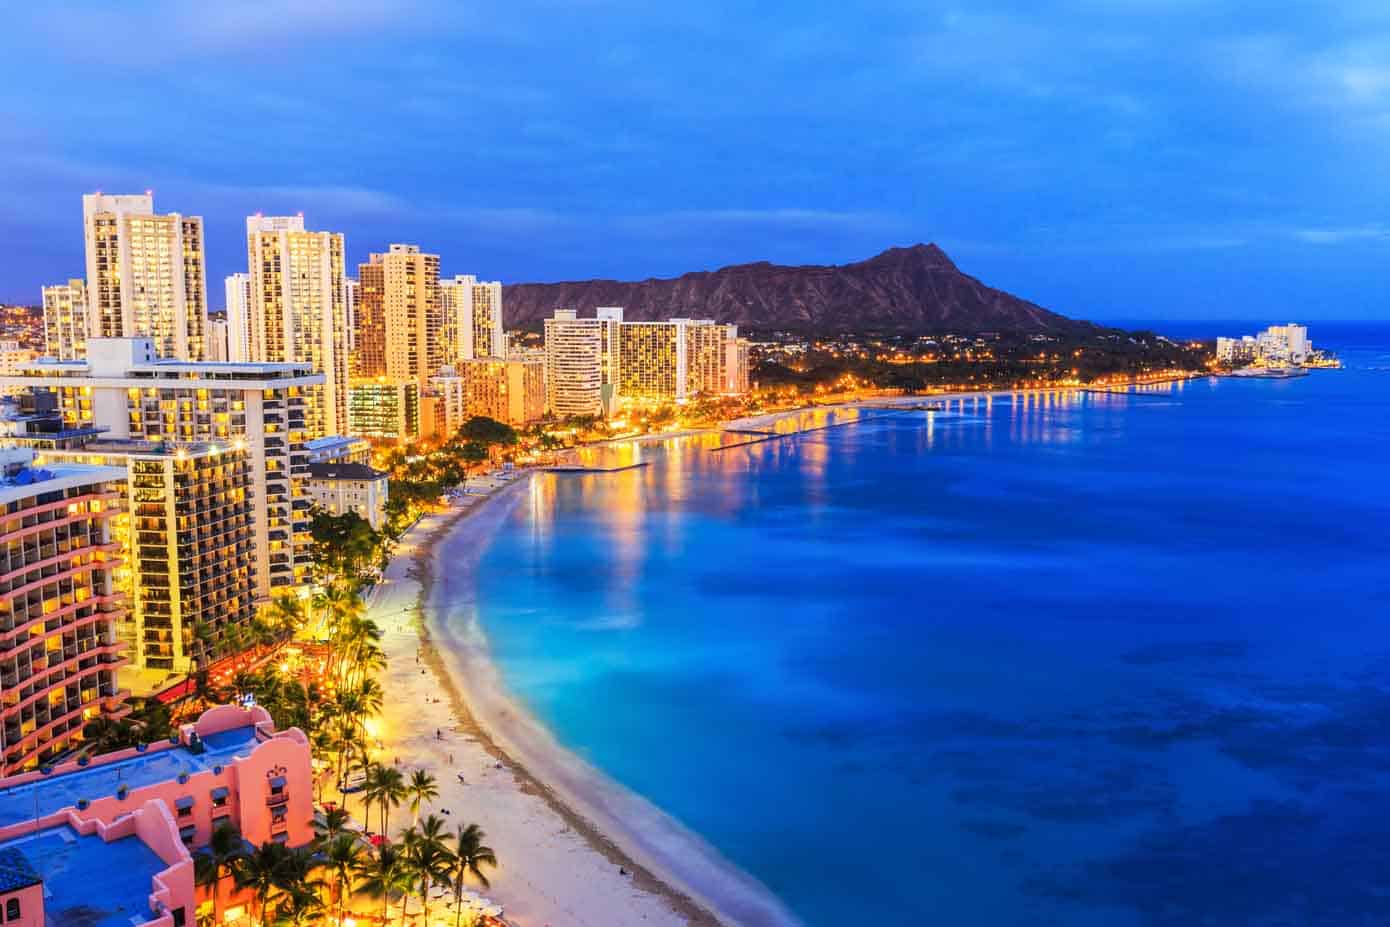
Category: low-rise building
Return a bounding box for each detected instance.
[347,378,420,443]
[304,462,389,530]
[304,434,371,466]
[0,704,315,927]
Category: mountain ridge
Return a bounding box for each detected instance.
[501,243,1091,333]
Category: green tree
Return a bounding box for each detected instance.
[457,416,517,447]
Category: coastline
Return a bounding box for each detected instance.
[373,482,799,927]
[369,377,1211,927]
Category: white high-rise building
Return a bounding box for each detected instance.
[82,193,209,360]
[1257,324,1311,364]
[245,215,349,438]
[440,275,506,361]
[41,278,89,361]
[544,308,621,418]
[223,272,252,362]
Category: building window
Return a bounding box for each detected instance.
[7,898,20,920]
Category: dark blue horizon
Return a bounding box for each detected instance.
[3,2,1389,322]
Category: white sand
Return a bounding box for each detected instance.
[362,492,797,927]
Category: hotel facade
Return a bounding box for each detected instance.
[0,338,324,601]
[35,441,257,678]
[358,245,445,390]
[82,194,208,362]
[244,215,350,438]
[544,307,748,415]
[433,358,546,430]
[347,378,422,443]
[40,279,88,362]
[440,275,506,361]
[0,450,129,776]
[543,308,622,418]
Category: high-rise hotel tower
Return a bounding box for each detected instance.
[245,215,349,438]
[81,193,209,361]
[356,245,444,389]
[439,275,505,362]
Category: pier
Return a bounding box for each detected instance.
[545,462,651,473]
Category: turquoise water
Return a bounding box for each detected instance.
[448,324,1390,926]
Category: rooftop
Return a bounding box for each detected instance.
[0,826,164,927]
[307,462,386,481]
[0,461,127,507]
[0,725,258,829]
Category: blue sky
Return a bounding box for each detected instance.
[2,1,1387,321]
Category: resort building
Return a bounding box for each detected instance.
[40,279,88,362]
[0,704,316,927]
[352,260,386,378]
[440,275,506,361]
[244,215,350,438]
[618,317,742,403]
[221,273,251,363]
[82,193,208,361]
[35,441,256,680]
[303,462,389,530]
[0,449,129,776]
[543,308,622,418]
[1215,336,1258,365]
[344,276,359,357]
[0,338,323,601]
[347,378,421,443]
[304,434,371,466]
[433,358,546,431]
[1256,324,1311,365]
[359,245,445,390]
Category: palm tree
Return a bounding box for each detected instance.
[321,834,367,926]
[403,815,455,927]
[354,842,410,926]
[406,769,439,824]
[314,806,353,846]
[363,764,406,837]
[194,822,247,925]
[267,593,306,642]
[233,841,295,926]
[448,823,497,927]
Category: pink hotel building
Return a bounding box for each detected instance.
[0,451,130,776]
[0,704,314,927]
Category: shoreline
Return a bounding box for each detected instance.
[376,483,798,927]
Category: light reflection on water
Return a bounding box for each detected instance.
[465,363,1390,927]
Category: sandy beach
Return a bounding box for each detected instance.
[362,484,797,927]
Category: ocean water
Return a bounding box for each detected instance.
[448,323,1390,926]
